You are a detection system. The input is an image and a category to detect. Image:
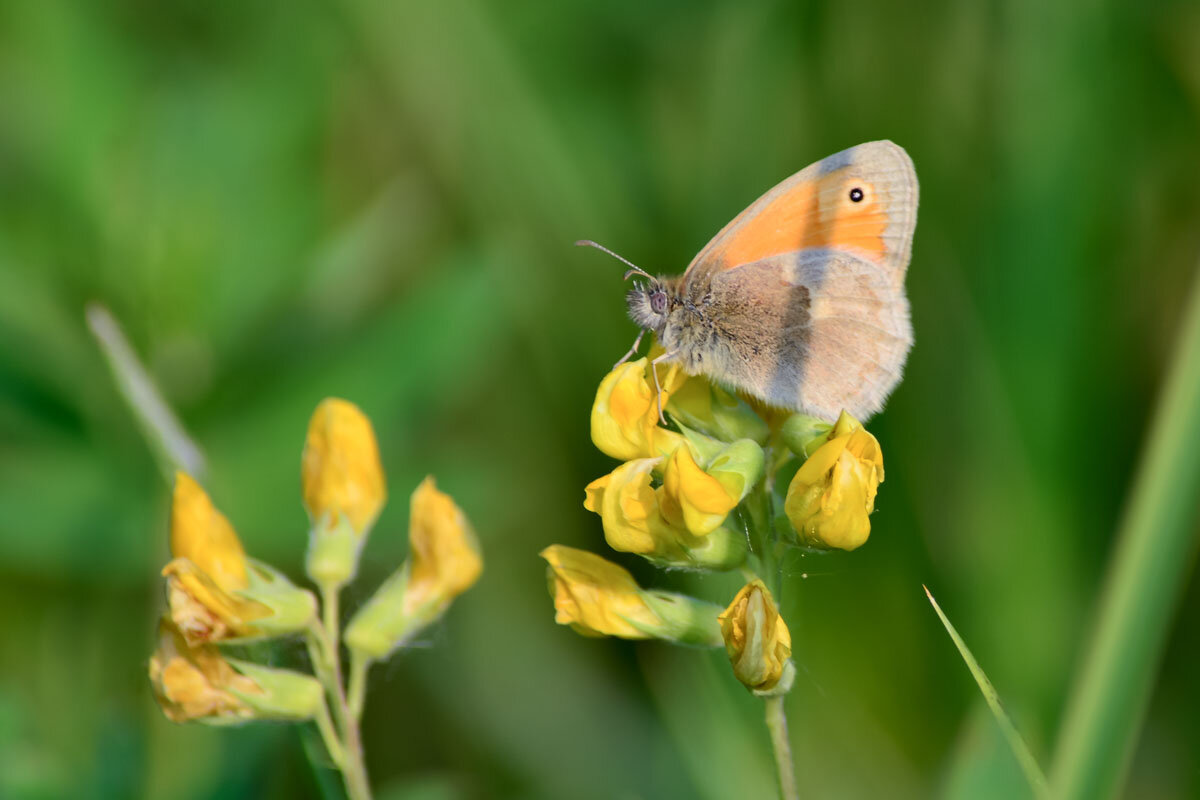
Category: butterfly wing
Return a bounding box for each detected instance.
[687,141,918,420]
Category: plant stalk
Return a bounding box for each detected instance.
[1050,267,1200,798]
[764,695,798,800]
[309,585,373,800]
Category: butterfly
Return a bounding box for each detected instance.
[582,140,917,423]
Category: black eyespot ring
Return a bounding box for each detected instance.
[849,187,864,203]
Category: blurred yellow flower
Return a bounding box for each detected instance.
[149,619,260,723]
[150,620,324,724]
[591,358,686,461]
[163,472,268,645]
[303,398,387,587]
[302,397,386,534]
[405,477,482,614]
[784,411,884,551]
[345,478,482,659]
[718,580,793,693]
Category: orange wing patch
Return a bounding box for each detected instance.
[708,174,888,270]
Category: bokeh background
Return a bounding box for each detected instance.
[2,1,1199,798]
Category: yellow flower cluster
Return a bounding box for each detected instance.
[543,354,890,693]
[149,397,483,728]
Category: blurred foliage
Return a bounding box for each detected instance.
[1,0,1199,798]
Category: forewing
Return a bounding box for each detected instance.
[684,140,918,291]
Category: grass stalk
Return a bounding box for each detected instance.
[1049,267,1200,799]
[85,304,206,481]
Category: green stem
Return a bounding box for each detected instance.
[1050,268,1200,797]
[764,696,799,800]
[348,649,371,722]
[312,696,346,769]
[309,585,373,800]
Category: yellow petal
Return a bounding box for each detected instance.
[405,477,483,615]
[148,620,260,723]
[596,458,682,556]
[539,545,661,638]
[582,474,610,513]
[590,358,685,461]
[301,398,387,534]
[162,558,269,645]
[170,472,248,591]
[661,446,739,535]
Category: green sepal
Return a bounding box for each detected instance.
[230,559,318,637]
[305,512,363,590]
[780,413,833,458]
[222,659,325,721]
[633,590,725,647]
[344,562,449,660]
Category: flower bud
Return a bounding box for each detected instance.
[783,411,884,551]
[666,377,769,445]
[540,545,723,646]
[344,478,482,659]
[590,358,686,461]
[302,398,387,588]
[584,457,745,570]
[148,619,322,724]
[165,472,316,645]
[718,580,794,694]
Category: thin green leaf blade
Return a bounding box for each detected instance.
[924,586,1049,800]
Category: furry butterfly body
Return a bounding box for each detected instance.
[626,140,918,422]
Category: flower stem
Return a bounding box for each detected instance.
[348,649,370,722]
[312,696,346,769]
[765,695,798,800]
[308,584,373,800]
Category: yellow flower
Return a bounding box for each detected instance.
[540,545,661,638]
[345,478,482,659]
[149,620,323,724]
[148,619,260,723]
[718,580,793,693]
[302,398,386,533]
[590,358,686,460]
[404,476,483,614]
[539,545,724,645]
[584,457,745,569]
[303,398,387,587]
[783,411,884,551]
[162,472,268,645]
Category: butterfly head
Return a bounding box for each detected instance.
[626,279,671,333]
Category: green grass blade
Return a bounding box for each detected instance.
[85,303,206,481]
[1049,268,1200,799]
[924,586,1050,799]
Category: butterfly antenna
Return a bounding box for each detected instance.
[575,239,653,281]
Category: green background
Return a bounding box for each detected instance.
[1,0,1198,798]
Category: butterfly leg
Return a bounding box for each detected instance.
[613,329,647,369]
[649,350,677,425]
